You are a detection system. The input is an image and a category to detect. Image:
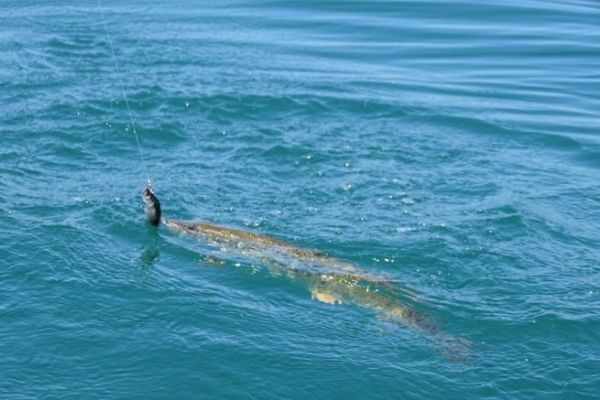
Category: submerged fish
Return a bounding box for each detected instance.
[142,184,470,360]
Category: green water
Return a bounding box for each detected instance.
[1,1,599,398]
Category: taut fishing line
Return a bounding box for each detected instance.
[97,0,151,186]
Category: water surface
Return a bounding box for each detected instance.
[1,1,599,398]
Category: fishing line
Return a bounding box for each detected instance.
[97,0,151,186]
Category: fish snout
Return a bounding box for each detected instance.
[142,185,155,205]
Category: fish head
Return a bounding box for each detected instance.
[142,183,161,226]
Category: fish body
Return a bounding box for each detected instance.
[163,218,390,285]
[142,184,470,360]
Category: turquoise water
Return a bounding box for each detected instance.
[2,0,599,398]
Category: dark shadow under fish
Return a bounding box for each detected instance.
[142,184,471,360]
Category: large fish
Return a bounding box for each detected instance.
[142,184,470,360]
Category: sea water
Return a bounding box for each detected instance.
[1,1,599,398]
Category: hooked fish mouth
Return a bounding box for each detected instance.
[142,185,155,205]
[142,183,162,226]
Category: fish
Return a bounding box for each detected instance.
[142,183,471,360]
